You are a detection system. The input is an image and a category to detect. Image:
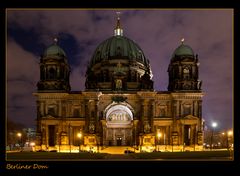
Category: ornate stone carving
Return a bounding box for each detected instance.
[89,123,95,133]
[112,96,127,103]
[144,123,151,133]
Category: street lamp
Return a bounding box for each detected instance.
[157,132,162,151]
[17,133,22,151]
[210,122,217,150]
[221,132,225,148]
[30,142,35,151]
[96,135,100,153]
[77,132,82,153]
[30,142,35,147]
[227,130,232,150]
[56,132,60,152]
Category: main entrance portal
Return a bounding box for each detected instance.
[116,137,122,146]
[103,104,133,146]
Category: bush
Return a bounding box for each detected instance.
[49,150,57,152]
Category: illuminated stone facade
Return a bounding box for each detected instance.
[34,17,204,152]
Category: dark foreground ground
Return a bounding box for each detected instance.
[6,150,233,161]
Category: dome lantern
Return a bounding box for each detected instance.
[172,38,194,58]
[114,12,123,36]
[43,37,66,57]
[53,37,58,45]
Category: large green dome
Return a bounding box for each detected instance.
[172,44,194,57]
[43,43,66,57]
[90,35,149,67]
[85,16,153,91]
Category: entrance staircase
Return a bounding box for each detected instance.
[100,146,137,154]
[100,146,137,159]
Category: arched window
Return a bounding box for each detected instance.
[73,109,80,117]
[174,66,179,78]
[116,46,122,56]
[49,67,55,79]
[40,66,45,80]
[183,104,191,116]
[60,66,64,78]
[48,107,55,116]
[160,107,166,117]
[91,111,95,118]
[62,107,66,117]
[183,67,190,79]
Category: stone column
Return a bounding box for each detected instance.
[85,100,89,132]
[122,129,126,146]
[198,100,202,130]
[40,101,44,116]
[179,100,182,117]
[192,101,195,116]
[45,124,48,147]
[59,100,62,117]
[172,100,177,131]
[181,124,184,146]
[133,120,139,146]
[150,100,154,133]
[179,65,182,78]
[44,67,47,80]
[41,125,46,145]
[167,101,170,117]
[141,101,144,121]
[57,67,60,79]
[143,100,149,122]
[112,129,116,146]
[94,100,98,132]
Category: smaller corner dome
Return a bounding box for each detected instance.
[43,43,66,57]
[172,44,194,58]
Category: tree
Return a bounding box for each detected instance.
[7,118,26,147]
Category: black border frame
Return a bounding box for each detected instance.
[1,0,239,175]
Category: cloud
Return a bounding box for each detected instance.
[7,38,39,127]
[70,66,86,91]
[7,38,39,82]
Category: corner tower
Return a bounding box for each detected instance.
[37,38,71,92]
[168,39,202,91]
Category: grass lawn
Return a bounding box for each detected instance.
[6,150,233,160]
[130,150,232,159]
[6,152,109,160]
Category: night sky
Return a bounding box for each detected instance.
[7,9,233,131]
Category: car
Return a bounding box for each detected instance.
[22,146,35,152]
[124,149,134,154]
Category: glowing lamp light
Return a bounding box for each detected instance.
[181,38,185,44]
[77,133,82,138]
[212,122,217,128]
[30,142,35,146]
[17,133,22,137]
[53,37,58,44]
[157,133,162,138]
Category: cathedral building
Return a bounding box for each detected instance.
[33,16,204,152]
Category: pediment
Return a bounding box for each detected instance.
[179,115,199,125]
[45,114,55,119]
[182,115,198,120]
